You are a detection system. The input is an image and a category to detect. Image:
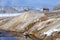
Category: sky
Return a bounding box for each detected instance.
[0,0,60,9]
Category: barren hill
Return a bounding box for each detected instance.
[0,10,60,40]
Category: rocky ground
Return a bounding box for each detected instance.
[0,11,60,40]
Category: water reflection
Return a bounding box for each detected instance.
[0,37,17,40]
[0,30,19,40]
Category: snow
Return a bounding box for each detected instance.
[0,13,22,17]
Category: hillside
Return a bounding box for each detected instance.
[0,10,60,40]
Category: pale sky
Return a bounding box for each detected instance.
[0,0,60,9]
